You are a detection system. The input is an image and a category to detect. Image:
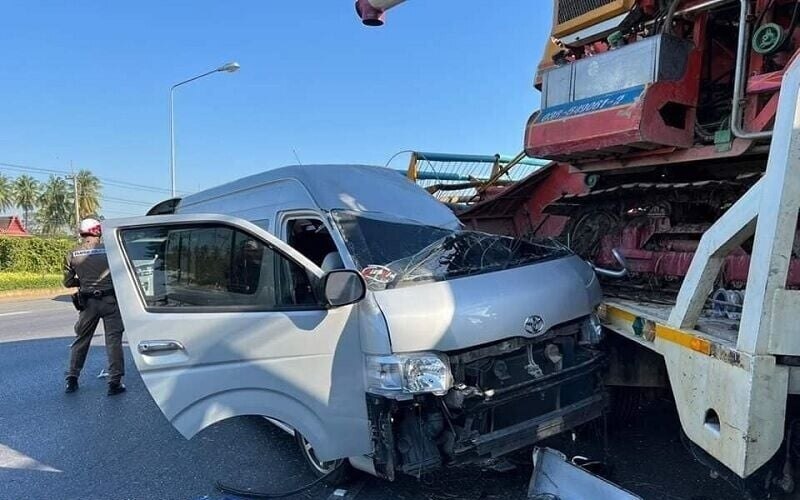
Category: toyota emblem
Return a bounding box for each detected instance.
[524,315,545,335]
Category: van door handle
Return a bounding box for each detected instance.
[138,340,184,354]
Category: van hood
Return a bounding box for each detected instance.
[372,255,601,353]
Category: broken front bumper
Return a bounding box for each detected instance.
[449,349,607,462]
[367,341,607,480]
[464,389,605,460]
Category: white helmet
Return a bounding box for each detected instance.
[79,218,102,237]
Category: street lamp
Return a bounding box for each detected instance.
[169,61,240,197]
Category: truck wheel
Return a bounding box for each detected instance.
[295,432,351,485]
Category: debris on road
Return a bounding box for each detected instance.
[528,447,641,500]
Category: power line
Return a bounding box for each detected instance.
[0,161,189,195]
[101,180,177,195]
[0,161,64,175]
[100,196,152,207]
[73,193,155,207]
[8,189,155,209]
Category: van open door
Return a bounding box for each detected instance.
[102,213,370,461]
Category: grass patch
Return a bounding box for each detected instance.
[0,272,64,291]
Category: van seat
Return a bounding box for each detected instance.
[321,252,344,272]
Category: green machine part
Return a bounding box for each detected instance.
[753,23,785,55]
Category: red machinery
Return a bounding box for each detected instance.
[358,0,800,296]
[523,0,800,295]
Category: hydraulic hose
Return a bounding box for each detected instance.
[216,461,344,499]
[591,249,629,279]
[731,0,773,140]
[783,0,800,52]
[663,0,683,34]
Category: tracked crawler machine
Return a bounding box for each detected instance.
[358,0,800,489]
[360,0,800,295]
[525,0,800,299]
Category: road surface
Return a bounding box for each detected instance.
[0,296,742,499]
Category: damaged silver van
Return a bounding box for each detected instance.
[103,165,605,482]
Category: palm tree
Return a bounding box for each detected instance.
[38,175,72,236]
[12,175,39,229]
[75,169,101,219]
[0,173,12,213]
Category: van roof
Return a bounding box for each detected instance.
[178,164,459,228]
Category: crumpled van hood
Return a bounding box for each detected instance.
[372,255,601,353]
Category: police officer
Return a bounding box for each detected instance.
[63,218,126,396]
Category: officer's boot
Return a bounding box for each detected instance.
[107,381,126,396]
[65,376,79,393]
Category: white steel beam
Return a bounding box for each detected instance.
[737,61,800,354]
[670,55,800,357]
[668,181,760,329]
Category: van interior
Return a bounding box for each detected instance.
[285,218,344,272]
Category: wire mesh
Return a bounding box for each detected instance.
[411,153,543,206]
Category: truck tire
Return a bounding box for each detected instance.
[295,432,351,486]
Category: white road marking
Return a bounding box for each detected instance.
[0,444,62,473]
[0,311,32,317]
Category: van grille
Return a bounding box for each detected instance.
[557,0,616,24]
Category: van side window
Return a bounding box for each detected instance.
[286,218,342,271]
[120,224,319,310]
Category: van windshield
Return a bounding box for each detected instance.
[331,210,571,290]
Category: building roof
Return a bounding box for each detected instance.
[0,215,30,237]
[178,164,460,228]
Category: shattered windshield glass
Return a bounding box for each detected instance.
[331,210,572,290]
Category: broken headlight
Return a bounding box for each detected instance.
[365,352,453,397]
[580,312,604,345]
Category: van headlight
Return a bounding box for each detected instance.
[580,312,604,345]
[366,353,453,397]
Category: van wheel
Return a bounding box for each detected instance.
[295,433,351,485]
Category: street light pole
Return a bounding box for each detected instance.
[169,61,240,197]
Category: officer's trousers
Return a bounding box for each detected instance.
[66,295,125,384]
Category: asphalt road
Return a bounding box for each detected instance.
[0,296,743,500]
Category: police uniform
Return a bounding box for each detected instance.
[63,238,125,389]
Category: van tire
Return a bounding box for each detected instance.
[295,432,351,486]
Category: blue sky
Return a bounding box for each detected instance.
[0,1,552,217]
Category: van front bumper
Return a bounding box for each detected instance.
[461,392,605,459]
[366,334,607,480]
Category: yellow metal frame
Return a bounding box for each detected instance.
[406,152,419,181]
[601,303,723,360]
[552,0,635,38]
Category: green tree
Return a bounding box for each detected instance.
[0,174,12,213]
[38,175,72,236]
[12,175,39,229]
[75,169,101,219]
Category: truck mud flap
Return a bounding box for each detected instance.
[528,447,641,500]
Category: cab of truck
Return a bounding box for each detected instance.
[102,164,605,481]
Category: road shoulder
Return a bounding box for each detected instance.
[0,287,71,302]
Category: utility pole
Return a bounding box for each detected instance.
[67,162,80,239]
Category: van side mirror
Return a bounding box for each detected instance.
[323,269,366,307]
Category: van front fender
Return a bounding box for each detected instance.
[171,387,371,462]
